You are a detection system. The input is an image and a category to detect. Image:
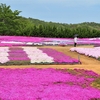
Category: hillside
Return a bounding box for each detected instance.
[0,3,100,38]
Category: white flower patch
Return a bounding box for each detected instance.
[0,47,10,63]
[0,47,10,52]
[1,41,25,44]
[0,57,9,63]
[22,47,35,51]
[70,47,100,59]
[0,52,9,57]
[23,47,54,63]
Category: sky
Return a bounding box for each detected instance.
[0,0,100,24]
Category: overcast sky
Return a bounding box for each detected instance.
[0,0,100,24]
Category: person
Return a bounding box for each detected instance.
[74,36,77,47]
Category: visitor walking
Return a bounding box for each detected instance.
[74,36,78,47]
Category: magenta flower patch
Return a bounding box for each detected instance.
[8,47,30,61]
[39,48,79,64]
[0,68,99,100]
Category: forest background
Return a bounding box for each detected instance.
[0,3,100,38]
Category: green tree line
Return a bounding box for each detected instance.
[0,3,100,38]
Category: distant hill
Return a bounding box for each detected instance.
[0,3,100,38]
[28,17,100,30]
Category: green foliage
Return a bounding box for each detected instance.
[0,3,100,38]
[91,77,100,89]
[0,3,22,35]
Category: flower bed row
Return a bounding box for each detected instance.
[70,47,100,59]
[0,47,79,65]
[0,36,100,46]
[0,68,99,100]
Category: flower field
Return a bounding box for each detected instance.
[0,68,100,100]
[0,47,79,65]
[70,47,100,59]
[0,36,100,99]
[0,36,100,46]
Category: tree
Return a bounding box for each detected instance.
[0,3,21,35]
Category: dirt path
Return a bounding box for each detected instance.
[0,45,100,74]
